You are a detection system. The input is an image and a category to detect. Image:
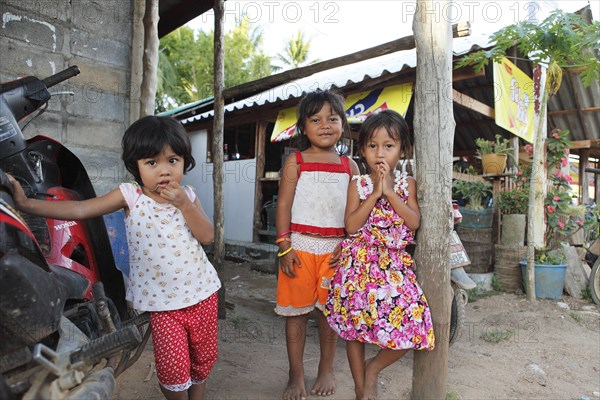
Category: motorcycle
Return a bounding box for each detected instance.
[0,67,149,399]
[584,168,600,305]
[448,201,476,345]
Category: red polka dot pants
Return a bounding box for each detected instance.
[150,293,218,392]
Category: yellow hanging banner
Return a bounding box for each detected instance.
[493,57,535,143]
[270,83,413,142]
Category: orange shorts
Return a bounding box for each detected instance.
[275,233,342,316]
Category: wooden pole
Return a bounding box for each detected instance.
[212,0,226,319]
[139,0,158,117]
[253,121,268,242]
[129,0,144,124]
[525,64,548,303]
[579,149,589,204]
[411,1,453,398]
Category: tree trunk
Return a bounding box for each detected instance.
[411,1,454,398]
[525,64,548,302]
[129,0,145,124]
[212,0,226,319]
[139,0,159,117]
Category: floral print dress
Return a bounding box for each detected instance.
[325,171,435,350]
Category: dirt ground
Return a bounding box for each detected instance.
[114,260,600,400]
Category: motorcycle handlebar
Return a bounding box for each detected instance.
[41,66,80,89]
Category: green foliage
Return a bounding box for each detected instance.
[480,329,513,343]
[475,135,510,156]
[445,389,462,400]
[534,247,566,265]
[156,19,276,112]
[498,158,531,215]
[497,187,529,215]
[474,137,494,155]
[276,30,319,70]
[545,129,584,247]
[453,179,492,211]
[466,288,481,303]
[455,10,600,89]
[491,274,503,292]
[475,135,515,163]
[581,286,592,302]
[583,205,600,244]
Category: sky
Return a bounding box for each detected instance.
[186,0,596,66]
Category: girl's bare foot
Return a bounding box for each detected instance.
[362,357,378,400]
[283,375,307,400]
[310,369,336,396]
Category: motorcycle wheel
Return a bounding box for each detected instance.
[449,288,467,346]
[590,258,600,305]
[0,374,15,400]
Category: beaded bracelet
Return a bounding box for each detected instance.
[277,247,293,257]
[275,237,291,244]
[278,230,292,238]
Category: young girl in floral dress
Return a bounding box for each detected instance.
[325,110,434,400]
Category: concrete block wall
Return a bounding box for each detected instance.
[1,0,134,194]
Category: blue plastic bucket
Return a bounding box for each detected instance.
[519,261,567,299]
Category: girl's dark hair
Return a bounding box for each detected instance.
[357,109,413,173]
[293,90,350,152]
[122,116,196,184]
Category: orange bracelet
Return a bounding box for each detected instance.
[275,237,291,244]
[278,230,292,237]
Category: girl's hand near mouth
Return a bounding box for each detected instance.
[159,181,190,210]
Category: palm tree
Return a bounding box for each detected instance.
[276,30,319,70]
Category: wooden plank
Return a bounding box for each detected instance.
[580,149,590,204]
[452,88,495,118]
[570,139,600,150]
[452,171,485,182]
[570,140,592,149]
[253,121,268,242]
[548,106,600,116]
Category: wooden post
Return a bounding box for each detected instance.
[492,177,501,245]
[411,1,453,398]
[129,0,145,124]
[139,0,159,117]
[253,121,268,242]
[510,136,519,171]
[596,170,600,204]
[579,149,589,204]
[525,64,548,303]
[212,0,226,319]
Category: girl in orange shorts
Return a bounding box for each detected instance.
[275,90,359,399]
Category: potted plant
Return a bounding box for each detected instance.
[520,128,584,299]
[452,174,493,229]
[475,134,515,175]
[497,162,531,246]
[497,187,528,246]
